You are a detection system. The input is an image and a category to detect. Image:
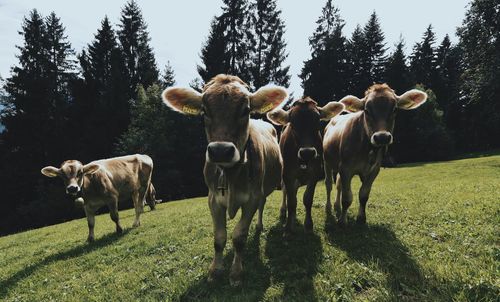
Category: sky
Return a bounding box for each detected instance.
[0,0,471,97]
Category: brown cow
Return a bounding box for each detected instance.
[323,84,427,226]
[41,154,154,242]
[267,97,344,236]
[161,74,286,286]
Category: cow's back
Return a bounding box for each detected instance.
[249,119,282,196]
[93,154,153,198]
[324,112,362,168]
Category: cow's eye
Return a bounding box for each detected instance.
[77,171,83,177]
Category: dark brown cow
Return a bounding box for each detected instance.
[323,84,427,225]
[161,74,286,286]
[267,97,343,236]
[41,154,154,242]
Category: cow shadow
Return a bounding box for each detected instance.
[179,230,270,302]
[324,213,439,300]
[264,222,323,301]
[0,229,130,299]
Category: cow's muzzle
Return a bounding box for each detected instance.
[298,147,318,162]
[206,142,240,166]
[371,131,393,147]
[66,185,81,195]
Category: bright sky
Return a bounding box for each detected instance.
[0,0,470,96]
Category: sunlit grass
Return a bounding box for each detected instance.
[1,154,499,301]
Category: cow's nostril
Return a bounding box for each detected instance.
[207,142,237,163]
[372,132,393,145]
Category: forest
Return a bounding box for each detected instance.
[0,0,498,235]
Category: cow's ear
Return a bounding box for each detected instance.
[41,166,60,177]
[83,163,100,175]
[250,85,288,114]
[161,87,203,115]
[319,101,345,121]
[397,89,428,110]
[267,108,289,125]
[340,95,365,112]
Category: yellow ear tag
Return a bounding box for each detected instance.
[260,102,275,114]
[182,105,199,114]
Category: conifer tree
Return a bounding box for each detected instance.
[384,37,411,93]
[363,12,386,82]
[347,25,371,96]
[248,0,290,88]
[410,25,437,88]
[118,0,159,97]
[197,16,229,83]
[300,0,349,103]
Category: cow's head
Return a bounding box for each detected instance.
[340,84,427,147]
[41,160,100,196]
[162,74,287,167]
[268,97,344,163]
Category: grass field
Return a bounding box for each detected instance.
[1,154,499,301]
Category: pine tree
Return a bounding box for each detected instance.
[248,0,290,88]
[76,16,129,159]
[384,37,411,94]
[346,25,371,96]
[1,10,78,233]
[118,0,159,97]
[161,62,176,88]
[410,25,437,88]
[363,11,386,82]
[197,16,229,83]
[219,0,251,82]
[457,0,500,150]
[300,0,349,103]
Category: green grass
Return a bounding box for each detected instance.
[1,155,499,302]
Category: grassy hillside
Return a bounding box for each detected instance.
[1,154,499,301]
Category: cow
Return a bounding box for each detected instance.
[267,97,344,236]
[323,84,427,226]
[161,74,286,286]
[41,154,154,242]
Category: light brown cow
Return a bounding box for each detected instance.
[267,97,344,236]
[323,84,427,226]
[162,74,286,286]
[41,154,154,242]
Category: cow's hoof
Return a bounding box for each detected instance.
[132,221,140,228]
[255,223,263,233]
[279,209,287,224]
[356,215,366,225]
[87,236,95,243]
[207,268,224,282]
[337,217,347,228]
[116,226,123,234]
[304,221,314,232]
[325,204,332,215]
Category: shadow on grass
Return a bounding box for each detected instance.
[0,229,130,299]
[180,221,323,302]
[180,230,270,302]
[265,222,323,301]
[324,213,436,301]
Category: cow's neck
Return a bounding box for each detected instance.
[212,135,254,219]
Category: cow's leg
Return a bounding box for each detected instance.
[208,194,227,282]
[256,198,265,233]
[324,162,334,214]
[358,170,379,224]
[334,175,342,218]
[84,205,96,243]
[303,180,317,232]
[283,177,298,237]
[108,201,123,234]
[279,181,287,223]
[338,171,353,227]
[230,200,258,286]
[132,191,144,227]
